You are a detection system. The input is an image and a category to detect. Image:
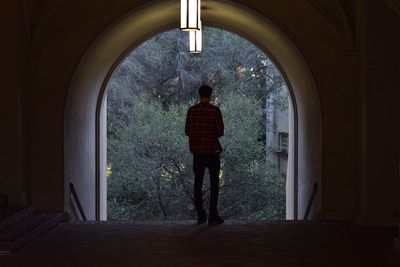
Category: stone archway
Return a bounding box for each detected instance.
[65,0,321,220]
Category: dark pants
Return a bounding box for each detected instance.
[193,154,221,217]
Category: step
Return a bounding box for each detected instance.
[0,212,63,253]
[0,206,34,231]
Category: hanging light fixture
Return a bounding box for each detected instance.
[189,20,202,53]
[181,0,201,31]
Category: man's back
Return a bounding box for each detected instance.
[185,102,224,155]
[186,85,225,225]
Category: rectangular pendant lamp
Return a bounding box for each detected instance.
[189,20,202,53]
[181,0,201,31]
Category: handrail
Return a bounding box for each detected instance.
[69,183,87,221]
[303,182,318,220]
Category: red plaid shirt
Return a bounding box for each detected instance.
[185,102,224,155]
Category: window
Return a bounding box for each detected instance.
[278,132,288,157]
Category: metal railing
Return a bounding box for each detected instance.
[69,183,87,221]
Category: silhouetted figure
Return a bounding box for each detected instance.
[185,85,224,225]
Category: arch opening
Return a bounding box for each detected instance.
[106,27,290,221]
[65,0,321,221]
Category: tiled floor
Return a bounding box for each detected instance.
[0,221,399,266]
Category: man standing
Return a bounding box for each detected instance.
[185,85,224,225]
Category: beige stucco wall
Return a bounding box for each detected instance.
[0,1,28,205]
[0,0,399,225]
[357,0,400,225]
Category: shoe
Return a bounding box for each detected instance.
[197,210,207,224]
[208,214,224,225]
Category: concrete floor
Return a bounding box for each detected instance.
[0,221,399,267]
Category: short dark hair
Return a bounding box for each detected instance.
[198,85,213,98]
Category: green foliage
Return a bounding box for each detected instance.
[108,93,285,220]
[107,27,287,221]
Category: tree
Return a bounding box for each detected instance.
[107,27,288,220]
